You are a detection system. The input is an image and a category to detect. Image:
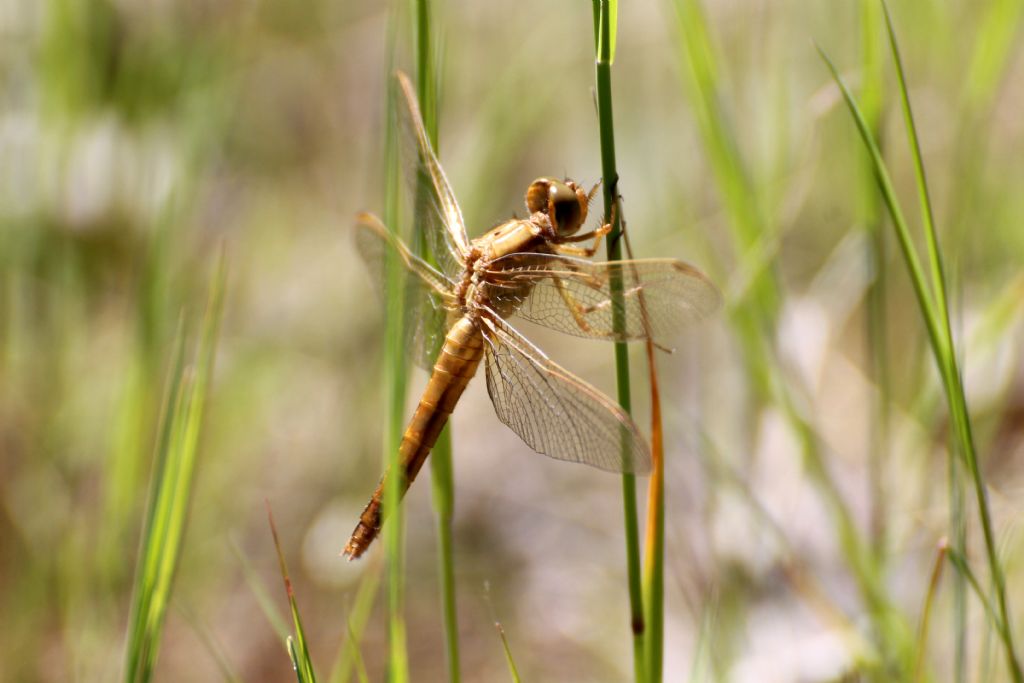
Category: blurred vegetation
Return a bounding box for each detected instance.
[2,0,1023,681]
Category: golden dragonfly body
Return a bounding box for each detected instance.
[344,72,719,559]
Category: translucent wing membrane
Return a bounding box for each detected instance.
[481,253,721,349]
[394,71,471,281]
[482,316,651,474]
[354,213,457,369]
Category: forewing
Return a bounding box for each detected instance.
[394,71,471,281]
[355,213,456,369]
[482,253,720,349]
[481,316,651,474]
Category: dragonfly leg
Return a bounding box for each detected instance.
[554,276,596,334]
[552,275,624,341]
[551,221,611,257]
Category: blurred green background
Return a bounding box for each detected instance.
[2,0,1023,680]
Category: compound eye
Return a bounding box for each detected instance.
[525,178,553,214]
[548,180,583,236]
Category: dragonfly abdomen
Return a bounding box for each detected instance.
[344,315,484,559]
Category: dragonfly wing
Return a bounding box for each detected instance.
[395,71,471,281]
[482,253,721,349]
[355,212,456,370]
[481,315,651,474]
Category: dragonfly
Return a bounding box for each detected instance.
[344,71,720,559]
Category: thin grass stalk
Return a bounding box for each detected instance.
[347,620,372,683]
[880,6,948,323]
[591,2,645,680]
[430,426,460,683]
[689,610,714,683]
[942,2,1024,668]
[382,12,410,676]
[233,539,290,638]
[641,342,664,682]
[815,49,944,374]
[882,8,1021,678]
[382,202,410,681]
[950,401,968,683]
[495,620,522,683]
[884,9,1019,671]
[483,584,522,682]
[813,69,954,639]
[940,1,1024,660]
[913,540,948,683]
[819,35,1022,680]
[412,2,461,678]
[329,557,382,683]
[621,227,666,680]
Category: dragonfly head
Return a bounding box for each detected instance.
[525,177,589,238]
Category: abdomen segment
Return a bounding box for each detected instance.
[344,315,483,559]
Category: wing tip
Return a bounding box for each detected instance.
[668,259,724,319]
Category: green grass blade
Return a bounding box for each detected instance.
[122,318,187,683]
[881,3,949,339]
[382,7,409,680]
[881,6,1022,676]
[820,20,1023,678]
[935,3,1022,665]
[122,255,225,683]
[815,46,945,373]
[288,637,314,683]
[881,8,1022,677]
[268,504,318,683]
[591,2,646,680]
[413,2,461,679]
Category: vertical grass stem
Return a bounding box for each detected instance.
[412,1,461,679]
[591,2,646,680]
[382,17,410,676]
